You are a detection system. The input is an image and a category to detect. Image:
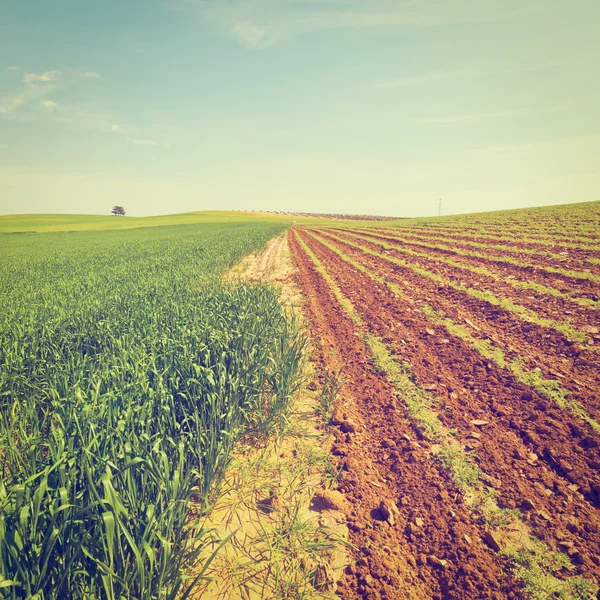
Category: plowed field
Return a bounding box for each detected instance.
[289,211,600,599]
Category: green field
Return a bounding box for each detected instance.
[0,219,304,598]
[2,200,598,235]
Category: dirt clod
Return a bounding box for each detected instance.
[312,489,349,513]
[483,531,502,552]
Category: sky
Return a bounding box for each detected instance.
[0,0,599,218]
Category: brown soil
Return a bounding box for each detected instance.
[343,228,600,299]
[317,229,600,421]
[290,228,600,597]
[289,230,519,599]
[374,227,600,267]
[335,229,600,333]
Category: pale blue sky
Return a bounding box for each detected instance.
[1,0,599,217]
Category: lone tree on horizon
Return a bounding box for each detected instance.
[111,206,126,216]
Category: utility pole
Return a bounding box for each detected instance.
[438,198,442,217]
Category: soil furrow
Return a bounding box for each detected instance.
[295,229,600,579]
[336,228,600,329]
[289,230,513,600]
[385,227,600,260]
[318,229,600,413]
[367,228,600,273]
[344,228,600,302]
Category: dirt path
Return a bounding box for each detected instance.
[193,232,347,599]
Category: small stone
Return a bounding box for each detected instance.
[471,419,489,427]
[558,460,574,473]
[414,517,424,527]
[566,521,580,534]
[378,500,399,525]
[312,489,349,513]
[483,531,501,552]
[381,438,397,449]
[558,540,574,550]
[344,457,360,472]
[467,431,481,440]
[464,534,472,545]
[428,555,447,568]
[426,329,436,336]
[340,420,357,434]
[588,326,599,334]
[567,484,580,493]
[538,511,551,521]
[258,489,282,513]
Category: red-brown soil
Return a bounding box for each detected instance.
[377,227,600,265]
[289,231,514,599]
[289,227,600,598]
[317,229,600,418]
[343,228,600,301]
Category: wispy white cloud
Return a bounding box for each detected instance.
[0,84,55,116]
[40,100,58,111]
[172,0,559,47]
[84,71,101,79]
[0,96,25,115]
[23,70,59,84]
[7,66,21,71]
[111,124,121,132]
[232,21,280,48]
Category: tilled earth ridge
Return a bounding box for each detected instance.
[411,226,600,247]
[330,229,600,336]
[289,230,515,600]
[382,227,600,265]
[315,229,600,424]
[300,229,600,516]
[356,228,600,274]
[292,228,600,593]
[342,228,600,299]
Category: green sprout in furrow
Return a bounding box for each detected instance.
[294,231,597,600]
[305,230,600,436]
[348,228,600,283]
[389,226,600,254]
[337,229,600,311]
[0,222,304,599]
[318,230,590,345]
[359,228,593,264]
